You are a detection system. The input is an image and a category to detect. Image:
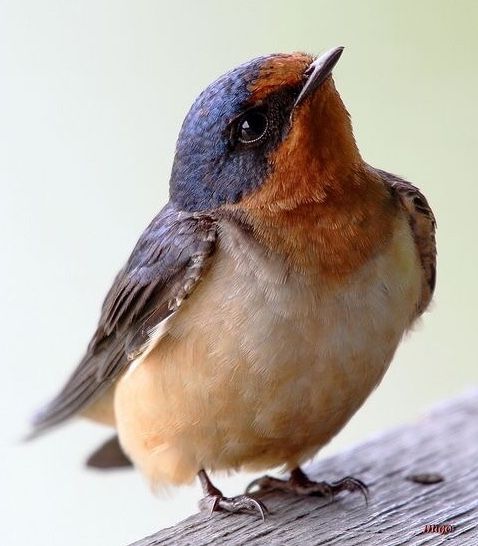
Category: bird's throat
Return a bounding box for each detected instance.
[230,170,398,279]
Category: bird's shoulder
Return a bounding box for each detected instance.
[376,167,437,313]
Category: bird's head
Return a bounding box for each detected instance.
[170,47,361,213]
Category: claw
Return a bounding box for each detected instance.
[197,469,269,520]
[199,493,268,521]
[208,495,220,516]
[330,476,369,505]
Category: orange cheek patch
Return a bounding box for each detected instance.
[248,53,313,102]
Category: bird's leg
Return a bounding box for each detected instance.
[246,466,368,503]
[197,469,268,520]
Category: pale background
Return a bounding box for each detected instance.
[1,1,477,545]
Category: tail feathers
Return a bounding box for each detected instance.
[86,435,132,469]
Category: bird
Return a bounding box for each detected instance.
[30,46,436,518]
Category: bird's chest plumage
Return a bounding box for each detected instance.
[115,215,422,484]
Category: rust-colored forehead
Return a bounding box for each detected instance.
[248,53,314,102]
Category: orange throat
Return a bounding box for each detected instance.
[226,79,398,279]
[230,167,398,279]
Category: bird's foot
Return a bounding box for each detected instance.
[199,493,268,520]
[246,467,368,504]
[198,469,268,520]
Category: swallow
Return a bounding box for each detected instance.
[30,46,436,519]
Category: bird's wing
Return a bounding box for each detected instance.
[379,169,437,314]
[30,203,217,437]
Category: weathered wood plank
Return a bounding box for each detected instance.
[131,390,478,545]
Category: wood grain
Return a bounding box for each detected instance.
[130,390,478,545]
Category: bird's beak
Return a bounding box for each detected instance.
[293,46,344,110]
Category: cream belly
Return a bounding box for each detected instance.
[114,214,422,487]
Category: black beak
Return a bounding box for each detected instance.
[293,46,344,110]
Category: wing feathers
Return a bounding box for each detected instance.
[30,204,217,437]
[378,168,437,314]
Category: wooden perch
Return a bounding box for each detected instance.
[130,390,478,545]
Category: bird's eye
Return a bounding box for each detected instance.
[236,110,269,145]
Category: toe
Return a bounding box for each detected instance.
[217,495,269,520]
[330,476,369,504]
[226,495,269,521]
[245,475,275,494]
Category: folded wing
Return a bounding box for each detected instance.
[380,169,437,314]
[30,203,217,437]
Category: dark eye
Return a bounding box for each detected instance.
[236,110,269,144]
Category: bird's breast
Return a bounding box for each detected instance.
[115,212,422,482]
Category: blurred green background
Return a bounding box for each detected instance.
[1,1,477,545]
